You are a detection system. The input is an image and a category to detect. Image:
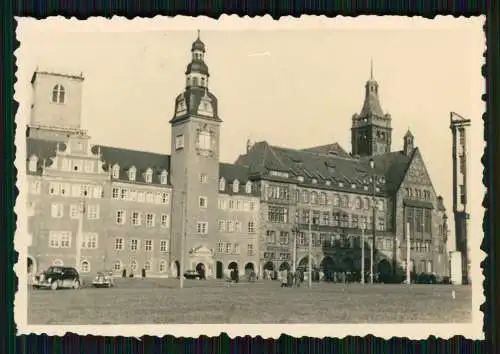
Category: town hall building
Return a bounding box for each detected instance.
[26,33,450,282]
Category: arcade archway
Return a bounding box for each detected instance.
[216,261,224,279]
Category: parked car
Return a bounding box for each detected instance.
[33,266,81,290]
[92,271,115,288]
[183,270,201,280]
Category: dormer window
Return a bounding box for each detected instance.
[351,184,356,189]
[128,166,136,181]
[219,178,226,191]
[52,84,65,104]
[233,180,240,193]
[245,181,252,194]
[325,180,331,186]
[112,164,120,179]
[28,155,38,172]
[160,170,168,185]
[297,176,304,182]
[312,178,317,184]
[145,168,153,184]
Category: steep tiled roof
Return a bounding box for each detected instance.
[359,79,384,118]
[171,87,220,124]
[235,141,414,196]
[301,142,350,158]
[93,145,171,185]
[26,138,60,174]
[218,163,260,196]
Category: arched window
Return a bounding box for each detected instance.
[159,260,167,273]
[128,166,136,181]
[28,155,38,172]
[160,170,168,185]
[355,197,362,209]
[333,194,340,207]
[245,181,252,194]
[80,260,90,273]
[52,259,63,266]
[52,84,65,104]
[364,197,370,210]
[232,179,239,193]
[193,77,199,87]
[319,192,327,205]
[311,191,318,204]
[219,177,226,191]
[145,168,153,184]
[201,77,206,87]
[302,190,309,203]
[144,260,152,272]
[340,195,349,208]
[112,164,120,179]
[113,260,122,271]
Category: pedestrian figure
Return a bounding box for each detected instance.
[141,268,146,279]
[280,269,288,288]
[122,269,127,278]
[287,271,293,287]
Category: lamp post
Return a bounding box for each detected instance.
[75,190,88,271]
[292,225,299,274]
[361,223,365,285]
[308,207,313,288]
[369,158,376,284]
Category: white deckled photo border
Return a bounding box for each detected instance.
[13,15,486,339]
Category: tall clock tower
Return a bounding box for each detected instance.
[169,31,222,277]
[351,62,392,156]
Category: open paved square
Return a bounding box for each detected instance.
[27,278,472,324]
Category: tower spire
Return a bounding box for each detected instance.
[197,29,200,39]
[370,58,373,80]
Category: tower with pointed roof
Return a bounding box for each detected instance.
[351,61,392,156]
[169,31,222,276]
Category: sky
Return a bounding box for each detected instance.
[15,16,485,254]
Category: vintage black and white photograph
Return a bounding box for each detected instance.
[14,16,484,338]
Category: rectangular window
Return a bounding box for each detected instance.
[114,238,124,250]
[279,231,289,245]
[197,222,208,234]
[312,210,320,225]
[298,232,305,246]
[155,193,162,204]
[30,180,41,194]
[218,219,226,232]
[70,184,80,197]
[59,183,69,197]
[161,214,169,228]
[144,240,153,251]
[84,161,94,173]
[48,182,60,196]
[129,239,139,251]
[248,221,255,233]
[82,232,98,249]
[351,215,359,229]
[92,185,102,199]
[129,190,137,201]
[116,210,126,225]
[120,188,128,200]
[217,241,224,253]
[160,240,169,252]
[235,221,242,232]
[87,205,100,220]
[51,203,64,218]
[218,199,227,210]
[249,201,256,211]
[69,204,79,219]
[321,211,329,226]
[146,192,154,203]
[236,200,242,210]
[161,192,169,204]
[48,231,72,248]
[199,173,207,184]
[424,209,432,233]
[199,196,208,208]
[227,220,235,233]
[266,230,276,243]
[229,200,235,210]
[146,213,155,228]
[268,206,288,223]
[131,211,141,226]
[377,218,385,231]
[225,243,232,253]
[234,244,240,254]
[175,134,185,150]
[112,187,119,199]
[138,191,145,202]
[247,243,254,256]
[415,208,423,233]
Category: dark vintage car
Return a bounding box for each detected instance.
[183,270,202,280]
[33,266,81,290]
[92,271,115,288]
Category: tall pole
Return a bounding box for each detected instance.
[371,160,376,284]
[406,222,411,284]
[75,191,86,270]
[179,167,188,289]
[361,226,365,285]
[292,228,297,273]
[308,207,312,288]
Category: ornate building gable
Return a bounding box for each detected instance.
[402,148,435,191]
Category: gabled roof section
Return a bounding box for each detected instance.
[235,140,414,195]
[94,145,171,185]
[170,87,221,125]
[301,142,350,158]
[26,138,60,174]
[218,163,260,196]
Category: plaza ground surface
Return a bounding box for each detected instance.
[27,278,472,324]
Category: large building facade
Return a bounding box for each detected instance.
[26,34,450,281]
